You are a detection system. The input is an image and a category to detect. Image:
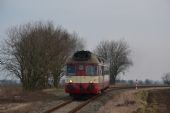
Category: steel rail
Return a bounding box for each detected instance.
[68,95,100,113]
[43,100,73,113]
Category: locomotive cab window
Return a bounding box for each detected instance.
[86,65,96,76]
[67,65,76,76]
[78,64,84,70]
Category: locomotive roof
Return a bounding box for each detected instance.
[66,50,105,64]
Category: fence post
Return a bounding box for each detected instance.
[135,79,138,90]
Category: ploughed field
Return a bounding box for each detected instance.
[147,89,170,113]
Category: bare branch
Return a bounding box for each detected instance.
[94,39,133,84]
[0,21,85,90]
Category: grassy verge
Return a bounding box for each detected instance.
[133,90,158,113]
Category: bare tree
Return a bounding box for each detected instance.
[162,73,170,85]
[94,40,133,84]
[0,22,84,90]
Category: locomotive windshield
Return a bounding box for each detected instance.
[86,65,96,76]
[67,65,76,75]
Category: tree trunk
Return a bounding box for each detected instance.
[53,70,61,88]
[110,74,116,84]
[53,75,60,88]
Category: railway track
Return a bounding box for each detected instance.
[43,94,100,113]
[43,85,170,113]
[43,86,132,113]
[43,100,73,113]
[43,86,117,113]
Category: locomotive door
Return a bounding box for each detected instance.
[76,64,85,83]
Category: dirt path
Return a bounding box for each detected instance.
[97,89,138,113]
[74,88,141,113]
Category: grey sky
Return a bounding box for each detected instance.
[0,0,170,80]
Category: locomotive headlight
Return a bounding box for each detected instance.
[89,80,93,83]
[69,79,73,83]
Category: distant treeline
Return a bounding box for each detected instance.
[116,79,163,85]
[0,78,163,86]
[0,80,21,86]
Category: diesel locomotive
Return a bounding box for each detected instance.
[65,51,110,96]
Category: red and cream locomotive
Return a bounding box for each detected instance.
[65,51,110,96]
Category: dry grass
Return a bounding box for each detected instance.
[97,90,139,113]
[133,89,170,113]
[0,85,22,96]
[0,86,67,113]
[116,91,136,106]
[0,85,57,104]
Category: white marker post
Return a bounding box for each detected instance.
[135,79,138,90]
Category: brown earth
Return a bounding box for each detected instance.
[0,86,70,113]
[97,88,170,113]
[0,86,59,104]
[96,89,139,113]
[134,88,170,113]
[133,88,170,113]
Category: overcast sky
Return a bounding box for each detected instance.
[0,0,170,81]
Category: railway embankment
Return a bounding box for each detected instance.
[133,88,170,113]
[97,87,170,113]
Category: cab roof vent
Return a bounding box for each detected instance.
[73,51,91,61]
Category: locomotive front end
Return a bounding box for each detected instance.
[65,51,110,96]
